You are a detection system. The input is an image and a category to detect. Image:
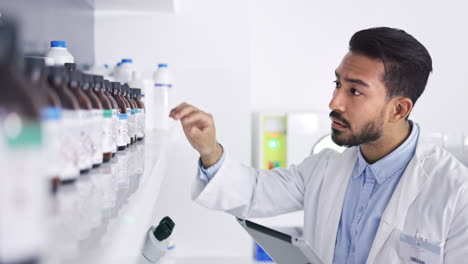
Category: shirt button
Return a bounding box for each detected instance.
[358,206,364,213]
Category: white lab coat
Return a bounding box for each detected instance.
[191,133,468,263]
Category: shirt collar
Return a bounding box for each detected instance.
[354,121,419,184]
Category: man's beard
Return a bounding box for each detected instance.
[330,111,384,147]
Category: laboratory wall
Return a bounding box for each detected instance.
[249,0,468,137]
[94,0,253,258]
[0,0,94,64]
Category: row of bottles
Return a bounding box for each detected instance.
[0,19,149,264]
[29,59,146,185]
[88,57,174,131]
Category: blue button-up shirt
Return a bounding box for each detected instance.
[333,122,419,264]
[199,122,419,264]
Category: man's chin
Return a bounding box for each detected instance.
[331,131,353,147]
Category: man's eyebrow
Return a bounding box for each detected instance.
[335,71,370,88]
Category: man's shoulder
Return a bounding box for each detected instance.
[417,143,468,181]
[416,143,468,206]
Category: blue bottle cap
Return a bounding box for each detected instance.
[51,41,66,48]
[122,58,133,63]
[158,63,168,68]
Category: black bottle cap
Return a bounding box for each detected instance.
[118,83,125,94]
[0,18,18,68]
[93,75,104,90]
[160,216,175,230]
[48,66,67,85]
[111,82,121,93]
[24,57,45,81]
[64,62,76,72]
[104,79,111,92]
[136,89,141,97]
[153,216,175,241]
[82,73,90,90]
[68,70,81,88]
[122,83,129,94]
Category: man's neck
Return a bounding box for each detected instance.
[360,121,412,164]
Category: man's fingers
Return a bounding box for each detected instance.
[180,111,212,129]
[169,102,195,119]
[188,125,202,139]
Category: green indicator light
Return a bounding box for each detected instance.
[269,139,279,149]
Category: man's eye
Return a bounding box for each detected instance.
[351,88,362,96]
[333,81,341,88]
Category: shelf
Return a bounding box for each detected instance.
[45,130,172,264]
[89,0,176,13]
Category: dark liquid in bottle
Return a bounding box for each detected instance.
[25,57,62,192]
[132,88,145,141]
[93,75,113,162]
[65,63,93,174]
[124,84,138,144]
[111,82,128,151]
[104,80,119,157]
[83,74,104,168]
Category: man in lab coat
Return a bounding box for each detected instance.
[170,27,468,264]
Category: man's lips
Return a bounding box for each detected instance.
[331,118,348,129]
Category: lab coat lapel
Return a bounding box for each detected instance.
[316,148,357,264]
[366,143,433,264]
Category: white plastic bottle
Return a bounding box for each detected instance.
[139,217,175,264]
[151,64,172,131]
[128,71,145,97]
[46,40,74,66]
[117,58,136,84]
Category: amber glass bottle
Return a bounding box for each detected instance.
[111,82,129,150]
[93,75,113,162]
[65,65,93,174]
[132,88,145,141]
[48,66,81,182]
[104,80,119,157]
[83,74,104,167]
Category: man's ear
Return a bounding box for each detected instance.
[389,97,413,122]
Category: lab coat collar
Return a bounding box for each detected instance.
[354,121,419,185]
[317,146,359,264]
[366,123,437,264]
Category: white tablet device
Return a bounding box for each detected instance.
[236,217,324,264]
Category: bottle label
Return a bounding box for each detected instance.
[42,115,62,179]
[41,106,62,121]
[41,107,63,180]
[91,109,104,165]
[77,110,93,170]
[1,118,46,260]
[136,108,145,138]
[128,109,137,139]
[102,109,114,153]
[111,109,118,152]
[4,120,42,149]
[103,109,113,118]
[126,108,134,140]
[60,110,80,180]
[155,83,172,88]
[117,113,128,147]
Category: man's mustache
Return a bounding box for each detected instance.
[329,111,351,128]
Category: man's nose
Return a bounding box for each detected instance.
[329,89,346,113]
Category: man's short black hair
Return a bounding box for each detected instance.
[349,27,432,106]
